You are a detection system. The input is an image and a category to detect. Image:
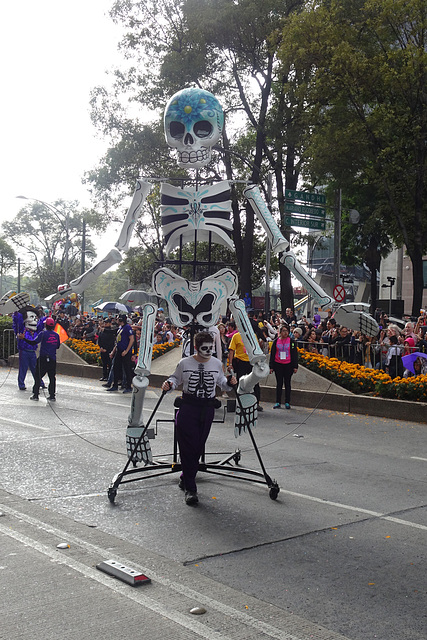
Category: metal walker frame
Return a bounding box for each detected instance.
[107,175,280,504]
[107,389,280,503]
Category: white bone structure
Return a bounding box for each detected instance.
[33,87,379,455]
[161,181,234,254]
[126,302,157,463]
[152,267,238,328]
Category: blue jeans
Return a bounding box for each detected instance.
[18,349,37,389]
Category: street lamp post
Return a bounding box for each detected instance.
[16,195,70,284]
[381,276,395,316]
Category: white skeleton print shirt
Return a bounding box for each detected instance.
[167,356,231,399]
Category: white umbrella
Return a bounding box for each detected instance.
[94,301,131,313]
[119,290,157,306]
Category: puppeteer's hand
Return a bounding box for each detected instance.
[229,376,237,386]
[162,380,172,391]
[17,333,24,339]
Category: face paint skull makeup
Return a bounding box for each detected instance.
[196,342,214,360]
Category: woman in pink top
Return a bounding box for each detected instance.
[269,324,298,409]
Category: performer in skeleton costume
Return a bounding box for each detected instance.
[13,306,41,390]
[161,332,237,505]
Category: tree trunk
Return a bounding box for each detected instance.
[410,248,424,317]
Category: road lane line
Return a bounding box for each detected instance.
[277,489,427,531]
[0,416,49,431]
[0,503,329,640]
[0,522,234,640]
[410,456,427,462]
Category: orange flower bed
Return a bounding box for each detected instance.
[298,348,427,401]
[66,338,181,366]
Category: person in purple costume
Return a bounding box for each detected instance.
[18,317,60,401]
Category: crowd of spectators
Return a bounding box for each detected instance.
[54,302,427,386]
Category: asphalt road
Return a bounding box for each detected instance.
[0,366,426,640]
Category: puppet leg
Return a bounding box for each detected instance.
[126,303,157,464]
[245,184,379,336]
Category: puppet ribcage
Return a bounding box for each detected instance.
[161,181,234,255]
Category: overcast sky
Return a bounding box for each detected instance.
[0,0,124,234]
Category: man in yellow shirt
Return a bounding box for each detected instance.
[227,331,263,411]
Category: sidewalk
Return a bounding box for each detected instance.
[0,489,350,640]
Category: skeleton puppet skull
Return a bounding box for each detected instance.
[164,88,224,168]
[22,307,38,332]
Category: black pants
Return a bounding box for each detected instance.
[176,400,215,493]
[32,356,57,398]
[272,361,294,404]
[100,350,111,378]
[232,357,260,403]
[112,350,133,390]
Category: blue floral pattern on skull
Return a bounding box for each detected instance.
[164,88,224,168]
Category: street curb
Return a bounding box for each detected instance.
[8,357,426,423]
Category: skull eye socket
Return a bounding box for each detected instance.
[194,121,213,138]
[170,121,185,139]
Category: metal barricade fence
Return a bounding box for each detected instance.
[296,339,418,371]
[1,329,17,361]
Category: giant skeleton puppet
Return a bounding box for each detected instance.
[23,88,378,460]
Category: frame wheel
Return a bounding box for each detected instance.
[233,450,241,465]
[269,485,280,500]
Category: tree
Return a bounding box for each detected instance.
[2,202,105,300]
[0,238,16,297]
[87,0,307,307]
[281,0,427,315]
[339,183,393,314]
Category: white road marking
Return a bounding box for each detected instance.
[410,456,427,462]
[0,503,319,640]
[280,489,427,531]
[0,416,49,431]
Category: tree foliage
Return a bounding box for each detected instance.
[281,0,427,314]
[2,202,106,300]
[87,0,307,305]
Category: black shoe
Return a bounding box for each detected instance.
[47,396,56,401]
[185,491,198,505]
[257,405,264,412]
[19,387,26,391]
[106,386,119,392]
[102,382,111,388]
[178,477,185,490]
[30,395,39,401]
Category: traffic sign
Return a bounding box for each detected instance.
[285,189,326,204]
[285,202,326,218]
[333,284,346,302]
[285,215,326,230]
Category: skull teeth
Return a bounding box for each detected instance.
[178,149,210,164]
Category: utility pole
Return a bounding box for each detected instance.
[333,188,342,286]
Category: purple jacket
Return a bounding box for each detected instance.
[22,328,60,360]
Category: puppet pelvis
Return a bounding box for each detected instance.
[152,267,238,329]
